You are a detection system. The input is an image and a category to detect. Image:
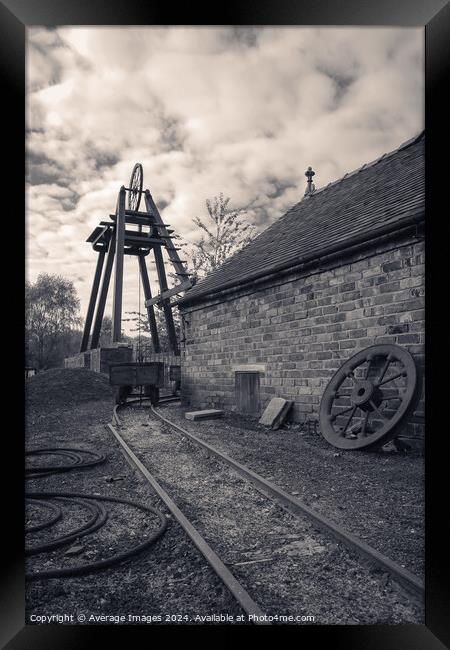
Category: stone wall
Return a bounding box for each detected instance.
[64,352,91,369]
[64,346,133,374]
[180,233,425,446]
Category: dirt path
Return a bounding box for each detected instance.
[158,404,424,577]
[24,369,423,625]
[115,406,422,624]
[25,371,243,625]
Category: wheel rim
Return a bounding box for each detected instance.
[319,344,417,450]
[128,163,143,211]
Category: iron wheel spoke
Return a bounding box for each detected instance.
[369,400,387,421]
[377,356,392,384]
[359,410,370,437]
[341,405,357,435]
[331,403,355,422]
[378,371,406,387]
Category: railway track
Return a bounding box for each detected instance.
[109,399,267,623]
[106,398,424,624]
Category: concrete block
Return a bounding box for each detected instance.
[185,409,224,421]
[259,398,293,429]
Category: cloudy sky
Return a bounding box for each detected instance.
[26,26,423,334]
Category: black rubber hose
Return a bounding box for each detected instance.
[25,491,168,581]
[26,499,62,533]
[26,496,108,555]
[26,447,106,478]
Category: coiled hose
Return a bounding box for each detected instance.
[26,492,167,581]
[26,447,106,478]
[25,446,168,580]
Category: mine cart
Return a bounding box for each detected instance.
[109,362,164,405]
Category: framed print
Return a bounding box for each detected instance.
[1,0,449,647]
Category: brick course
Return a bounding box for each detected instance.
[180,234,425,447]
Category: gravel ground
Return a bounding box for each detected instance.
[117,406,423,624]
[24,369,424,626]
[157,404,424,577]
[25,370,244,625]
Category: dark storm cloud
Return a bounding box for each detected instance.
[317,67,358,106]
[266,179,298,200]
[84,141,121,171]
[158,115,187,153]
[224,27,261,48]
[26,26,423,328]
[26,152,66,186]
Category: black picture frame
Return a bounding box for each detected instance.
[2,1,448,646]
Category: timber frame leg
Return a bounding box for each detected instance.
[80,250,105,352]
[153,243,179,355]
[138,254,160,353]
[111,186,126,343]
[90,227,116,349]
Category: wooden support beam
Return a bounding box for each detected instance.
[87,225,112,244]
[80,250,105,352]
[144,190,189,281]
[109,214,153,227]
[138,255,161,353]
[111,187,126,343]
[90,226,116,349]
[153,242,179,355]
[91,225,109,247]
[124,248,151,257]
[123,234,163,247]
[109,213,171,227]
[144,279,192,307]
[124,209,151,216]
[93,243,109,253]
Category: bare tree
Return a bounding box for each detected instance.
[26,273,81,369]
[98,315,113,348]
[123,308,180,354]
[184,193,256,281]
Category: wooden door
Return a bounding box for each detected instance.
[235,372,260,415]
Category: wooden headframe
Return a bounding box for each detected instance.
[80,180,192,355]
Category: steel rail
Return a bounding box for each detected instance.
[106,416,269,624]
[112,397,180,425]
[150,405,424,601]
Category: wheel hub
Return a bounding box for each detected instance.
[350,380,382,411]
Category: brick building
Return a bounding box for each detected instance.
[178,132,425,447]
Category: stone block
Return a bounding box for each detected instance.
[259,398,293,429]
[185,409,224,421]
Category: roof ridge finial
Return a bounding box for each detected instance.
[304,166,316,196]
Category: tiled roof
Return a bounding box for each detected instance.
[180,131,424,306]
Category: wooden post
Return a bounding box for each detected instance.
[153,243,179,355]
[138,255,161,353]
[111,186,126,343]
[90,228,116,349]
[144,190,191,283]
[80,250,105,352]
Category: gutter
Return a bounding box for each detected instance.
[176,212,424,308]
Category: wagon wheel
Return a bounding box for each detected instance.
[127,163,143,211]
[319,344,418,450]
